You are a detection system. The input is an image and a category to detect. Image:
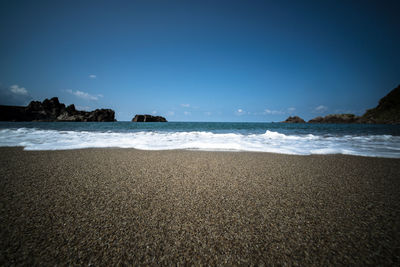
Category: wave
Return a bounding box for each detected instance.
[0,128,399,158]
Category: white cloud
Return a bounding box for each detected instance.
[335,108,363,115]
[184,111,191,115]
[264,109,284,115]
[204,111,212,116]
[315,105,328,112]
[181,104,190,108]
[10,85,28,95]
[66,89,103,101]
[0,84,31,105]
[89,74,97,79]
[167,111,175,116]
[259,107,297,115]
[76,105,91,111]
[152,110,157,115]
[236,108,246,115]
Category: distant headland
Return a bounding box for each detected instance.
[0,97,169,122]
[283,84,400,124]
[0,97,116,122]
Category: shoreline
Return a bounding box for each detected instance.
[1,147,399,265]
[3,146,400,159]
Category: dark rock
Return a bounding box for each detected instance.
[359,85,400,124]
[132,114,167,122]
[282,116,306,123]
[87,109,116,122]
[308,114,360,124]
[25,97,66,120]
[0,105,27,121]
[0,97,116,122]
[66,104,76,114]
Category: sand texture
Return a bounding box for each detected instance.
[1,147,399,265]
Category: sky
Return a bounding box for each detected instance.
[0,0,399,122]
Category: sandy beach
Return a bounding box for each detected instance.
[0,147,399,265]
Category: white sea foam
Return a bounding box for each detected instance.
[0,128,399,158]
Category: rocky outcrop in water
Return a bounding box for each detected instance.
[308,114,360,124]
[0,97,116,122]
[132,114,167,122]
[282,116,306,123]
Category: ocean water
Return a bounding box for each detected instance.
[0,121,399,158]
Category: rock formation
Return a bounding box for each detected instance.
[0,97,116,122]
[308,114,360,124]
[359,85,400,124]
[132,114,167,122]
[288,84,400,124]
[282,116,306,123]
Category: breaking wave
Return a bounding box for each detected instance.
[0,128,399,158]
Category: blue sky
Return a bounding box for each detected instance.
[0,0,399,121]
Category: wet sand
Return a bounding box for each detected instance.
[1,147,399,265]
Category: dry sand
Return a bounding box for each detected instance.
[0,147,399,265]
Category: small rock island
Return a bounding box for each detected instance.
[0,97,116,122]
[282,116,306,123]
[132,114,167,122]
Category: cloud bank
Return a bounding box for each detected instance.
[314,105,328,113]
[10,85,28,95]
[66,89,103,101]
[263,109,284,115]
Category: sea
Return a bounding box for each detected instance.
[0,121,399,158]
